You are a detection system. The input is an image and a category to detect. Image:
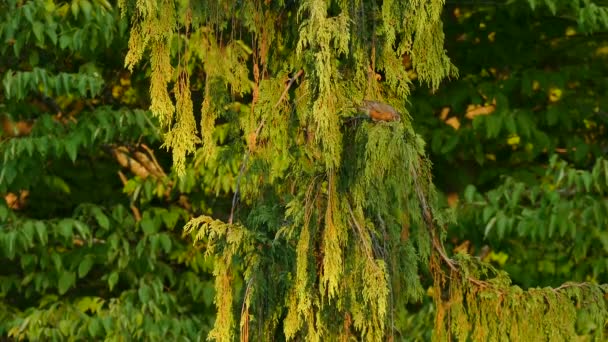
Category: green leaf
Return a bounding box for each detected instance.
[159,233,172,253]
[162,210,181,229]
[32,22,44,43]
[548,213,557,238]
[440,134,459,154]
[58,271,76,295]
[78,256,94,278]
[80,0,93,19]
[88,318,101,337]
[21,220,35,248]
[4,231,17,259]
[71,0,80,18]
[65,139,78,162]
[51,252,63,271]
[138,285,151,303]
[464,185,477,203]
[59,320,71,335]
[35,221,48,245]
[108,272,119,291]
[93,207,111,230]
[582,173,592,192]
[0,204,9,221]
[73,221,90,241]
[496,211,507,238]
[140,215,158,235]
[57,219,73,240]
[47,29,58,45]
[486,114,503,139]
[484,217,496,237]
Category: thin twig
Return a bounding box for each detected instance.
[346,202,377,265]
[229,152,249,224]
[240,276,255,342]
[410,160,488,288]
[254,69,304,138]
[552,282,591,293]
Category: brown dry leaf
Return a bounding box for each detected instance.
[439,107,451,120]
[4,190,29,210]
[1,116,33,137]
[247,131,258,152]
[445,117,461,130]
[465,103,496,119]
[112,146,150,179]
[453,240,471,254]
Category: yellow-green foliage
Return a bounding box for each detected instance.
[433,254,608,342]
[121,0,606,341]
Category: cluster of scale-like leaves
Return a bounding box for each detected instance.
[434,253,608,341]
[120,0,458,339]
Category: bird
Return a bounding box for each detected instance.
[358,100,401,122]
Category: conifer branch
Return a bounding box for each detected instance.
[347,201,377,264]
[230,70,305,224]
[229,152,249,224]
[254,69,304,139]
[410,159,489,289]
[240,276,255,342]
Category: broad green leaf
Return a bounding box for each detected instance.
[138,285,151,303]
[140,215,158,235]
[65,139,78,162]
[73,221,90,241]
[78,256,94,278]
[0,204,8,221]
[57,219,73,240]
[32,22,44,43]
[34,221,48,245]
[58,271,76,294]
[88,318,101,337]
[108,272,119,291]
[159,233,172,253]
[93,207,111,230]
[162,209,181,229]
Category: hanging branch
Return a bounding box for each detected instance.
[254,69,304,140]
[410,157,599,293]
[229,69,304,224]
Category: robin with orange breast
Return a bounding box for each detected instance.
[358,100,401,122]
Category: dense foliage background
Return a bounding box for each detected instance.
[1,0,607,340]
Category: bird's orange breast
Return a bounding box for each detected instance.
[360,101,401,122]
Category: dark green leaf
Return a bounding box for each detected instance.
[58,271,76,295]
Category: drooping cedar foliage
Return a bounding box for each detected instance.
[120,0,608,340]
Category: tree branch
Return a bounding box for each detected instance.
[229,70,304,224]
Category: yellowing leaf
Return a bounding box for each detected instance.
[465,104,495,119]
[595,45,608,56]
[112,85,122,98]
[489,251,509,266]
[507,134,520,146]
[548,87,562,102]
[440,107,451,120]
[565,27,577,36]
